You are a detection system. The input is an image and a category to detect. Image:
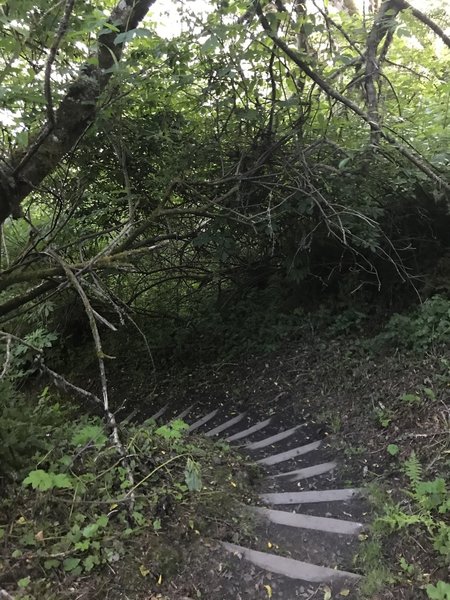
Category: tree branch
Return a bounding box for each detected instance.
[0,242,169,293]
[394,0,450,49]
[255,1,450,192]
[0,0,156,225]
[364,1,401,144]
[46,250,136,508]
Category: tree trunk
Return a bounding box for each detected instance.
[0,0,156,225]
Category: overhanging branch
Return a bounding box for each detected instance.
[0,0,156,225]
[255,1,450,192]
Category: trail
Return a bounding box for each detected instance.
[151,401,368,599]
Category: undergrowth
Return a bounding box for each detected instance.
[138,292,450,367]
[368,295,450,352]
[0,381,256,600]
[360,452,450,599]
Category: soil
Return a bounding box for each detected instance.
[106,333,449,600]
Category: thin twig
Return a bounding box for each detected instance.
[0,223,9,269]
[0,334,11,379]
[45,249,136,509]
[42,364,103,407]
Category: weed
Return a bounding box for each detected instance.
[369,295,450,352]
[427,581,450,600]
[374,405,394,428]
[0,383,255,599]
[368,453,449,595]
[356,538,394,596]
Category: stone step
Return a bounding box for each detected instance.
[225,417,273,442]
[253,507,364,535]
[204,412,247,437]
[260,489,363,505]
[245,425,304,450]
[221,542,361,583]
[256,440,322,465]
[148,403,169,420]
[172,403,196,421]
[271,461,337,481]
[188,409,219,433]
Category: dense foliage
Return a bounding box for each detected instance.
[0,1,449,598]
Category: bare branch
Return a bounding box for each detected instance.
[46,250,135,508]
[254,1,450,192]
[0,241,169,293]
[0,334,11,379]
[48,251,134,508]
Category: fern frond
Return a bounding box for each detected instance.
[404,451,423,490]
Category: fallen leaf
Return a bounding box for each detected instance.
[157,573,163,585]
[139,564,150,577]
[267,541,273,549]
[35,530,44,542]
[340,590,350,597]
[264,584,273,598]
[323,585,332,600]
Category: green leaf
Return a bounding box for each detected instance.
[82,523,99,538]
[423,387,436,400]
[23,469,73,491]
[338,157,351,170]
[96,515,109,528]
[184,458,202,492]
[201,35,219,53]
[387,444,399,456]
[23,469,53,491]
[83,554,99,572]
[153,518,162,532]
[81,515,108,539]
[156,419,189,440]
[400,393,421,405]
[52,473,74,489]
[74,540,91,551]
[114,28,153,45]
[426,580,450,600]
[132,511,146,526]
[44,559,60,570]
[63,557,81,572]
[18,576,31,588]
[71,423,107,448]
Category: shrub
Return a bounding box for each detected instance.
[0,381,70,481]
[370,295,450,352]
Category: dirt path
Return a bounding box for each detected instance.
[149,400,368,600]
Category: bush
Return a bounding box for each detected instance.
[370,295,450,352]
[0,385,254,599]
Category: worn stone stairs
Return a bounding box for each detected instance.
[149,402,366,598]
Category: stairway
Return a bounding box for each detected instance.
[149,402,367,599]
